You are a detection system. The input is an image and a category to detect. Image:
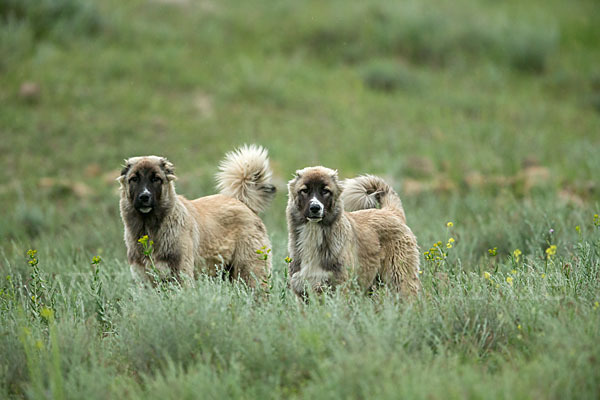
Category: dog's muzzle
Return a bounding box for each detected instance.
[307,198,324,221]
[135,189,153,214]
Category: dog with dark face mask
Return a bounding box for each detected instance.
[118,145,276,287]
[286,167,421,298]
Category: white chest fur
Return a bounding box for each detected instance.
[291,222,332,292]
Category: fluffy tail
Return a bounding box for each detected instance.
[216,145,276,214]
[341,175,406,220]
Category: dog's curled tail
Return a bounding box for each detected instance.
[216,144,276,214]
[341,175,406,221]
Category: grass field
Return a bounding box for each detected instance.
[1,0,599,398]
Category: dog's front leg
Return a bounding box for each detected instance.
[288,258,306,298]
[155,242,195,286]
[175,249,196,286]
[143,259,172,284]
[289,257,301,276]
[130,263,151,286]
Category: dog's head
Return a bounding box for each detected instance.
[287,166,342,225]
[117,156,176,215]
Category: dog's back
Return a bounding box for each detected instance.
[189,145,276,284]
[341,174,406,222]
[342,175,421,295]
[119,145,275,287]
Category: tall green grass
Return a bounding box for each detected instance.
[1,220,599,398]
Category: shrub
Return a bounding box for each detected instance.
[0,0,104,68]
[362,60,417,93]
[0,0,103,39]
[277,1,558,72]
[504,25,559,74]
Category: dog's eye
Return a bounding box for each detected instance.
[129,176,138,183]
[151,176,162,184]
[321,188,331,196]
[299,188,308,195]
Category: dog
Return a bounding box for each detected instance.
[286,167,421,297]
[118,145,276,287]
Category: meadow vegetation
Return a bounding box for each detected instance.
[0,0,599,398]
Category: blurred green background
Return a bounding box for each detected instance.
[1,1,600,398]
[1,0,599,268]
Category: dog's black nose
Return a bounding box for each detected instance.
[139,193,151,204]
[309,203,322,213]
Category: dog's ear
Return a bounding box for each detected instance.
[290,169,303,183]
[117,159,131,185]
[330,169,343,195]
[287,170,302,192]
[330,169,339,181]
[160,157,177,181]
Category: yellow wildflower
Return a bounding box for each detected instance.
[484,272,491,280]
[284,257,292,264]
[511,269,517,275]
[27,249,38,266]
[446,222,454,228]
[541,273,546,279]
[545,245,557,258]
[446,243,452,249]
[517,324,522,330]
[594,301,599,310]
[513,249,522,263]
[448,237,455,243]
[506,276,513,285]
[40,307,54,321]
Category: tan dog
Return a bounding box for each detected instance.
[118,145,275,287]
[286,167,421,297]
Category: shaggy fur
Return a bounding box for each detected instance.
[286,167,421,297]
[216,145,274,214]
[118,145,276,287]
